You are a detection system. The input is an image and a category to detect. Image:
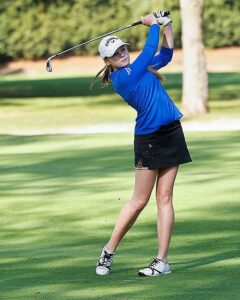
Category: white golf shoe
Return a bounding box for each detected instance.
[138,258,171,277]
[96,246,115,275]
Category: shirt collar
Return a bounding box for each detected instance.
[109,65,130,79]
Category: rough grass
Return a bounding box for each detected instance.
[0,131,239,299]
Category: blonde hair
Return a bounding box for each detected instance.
[148,66,165,83]
[90,63,165,90]
[90,64,114,90]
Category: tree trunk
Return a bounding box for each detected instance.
[180,0,208,115]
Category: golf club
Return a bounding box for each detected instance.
[46,10,170,72]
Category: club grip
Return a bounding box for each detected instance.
[132,21,143,26]
[132,11,170,27]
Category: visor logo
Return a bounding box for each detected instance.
[105,37,118,46]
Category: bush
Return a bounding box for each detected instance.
[203,0,240,48]
[0,0,239,61]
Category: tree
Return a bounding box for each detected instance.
[180,0,208,115]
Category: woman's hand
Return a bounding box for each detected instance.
[141,13,158,27]
[156,16,172,27]
[153,11,172,27]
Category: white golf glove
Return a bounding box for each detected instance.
[153,11,172,27]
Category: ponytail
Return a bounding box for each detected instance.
[90,64,114,90]
[148,66,165,83]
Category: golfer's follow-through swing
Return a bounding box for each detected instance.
[46,11,170,72]
[93,11,192,277]
[47,11,192,277]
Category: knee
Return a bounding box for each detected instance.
[156,193,173,206]
[129,196,149,212]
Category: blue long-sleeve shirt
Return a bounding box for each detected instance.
[109,24,183,135]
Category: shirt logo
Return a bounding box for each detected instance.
[125,67,131,75]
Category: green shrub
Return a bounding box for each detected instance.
[0,0,239,61]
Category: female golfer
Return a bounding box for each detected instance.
[94,12,192,276]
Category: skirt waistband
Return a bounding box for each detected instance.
[135,120,181,139]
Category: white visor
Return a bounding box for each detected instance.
[98,35,129,59]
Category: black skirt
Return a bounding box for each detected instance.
[134,120,192,170]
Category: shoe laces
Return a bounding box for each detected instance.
[99,251,113,267]
[149,258,163,268]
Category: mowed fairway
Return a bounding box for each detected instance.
[0,131,239,299]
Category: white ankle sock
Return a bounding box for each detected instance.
[104,246,115,255]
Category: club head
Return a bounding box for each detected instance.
[46,58,53,72]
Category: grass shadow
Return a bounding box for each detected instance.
[0,73,239,102]
[0,131,239,299]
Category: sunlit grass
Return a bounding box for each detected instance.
[0,131,239,299]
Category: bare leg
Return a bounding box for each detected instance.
[155,166,179,262]
[105,169,158,253]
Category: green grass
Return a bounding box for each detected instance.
[0,72,239,100]
[0,69,239,298]
[0,131,239,299]
[0,72,239,133]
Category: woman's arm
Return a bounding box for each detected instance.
[149,22,174,70]
[115,14,160,86]
[119,14,160,82]
[130,13,159,71]
[162,23,174,49]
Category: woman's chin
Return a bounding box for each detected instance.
[121,61,130,68]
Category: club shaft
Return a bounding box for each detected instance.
[55,22,142,58]
[46,10,170,71]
